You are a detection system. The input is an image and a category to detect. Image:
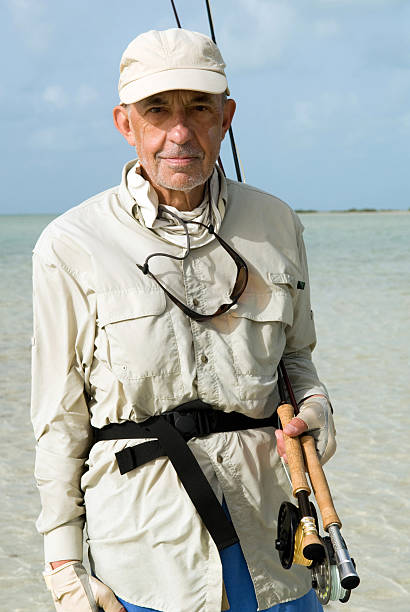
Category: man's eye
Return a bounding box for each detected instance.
[148,107,165,114]
[194,105,209,112]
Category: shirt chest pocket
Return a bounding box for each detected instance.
[228,277,295,378]
[97,289,181,381]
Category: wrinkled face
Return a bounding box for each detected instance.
[126,90,234,193]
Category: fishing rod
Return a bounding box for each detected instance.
[168,1,360,604]
[276,369,325,563]
[277,360,360,604]
[169,0,242,182]
[203,0,242,182]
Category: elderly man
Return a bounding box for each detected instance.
[32,29,335,612]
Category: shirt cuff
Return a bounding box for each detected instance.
[44,521,84,563]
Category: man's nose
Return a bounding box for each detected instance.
[167,111,192,144]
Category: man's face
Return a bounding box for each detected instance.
[123,90,235,195]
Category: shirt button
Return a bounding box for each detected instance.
[193,298,199,307]
[201,354,208,364]
[217,455,223,464]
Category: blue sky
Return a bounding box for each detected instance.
[1,0,409,213]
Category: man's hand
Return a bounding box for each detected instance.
[275,395,336,465]
[44,561,126,612]
[275,416,307,463]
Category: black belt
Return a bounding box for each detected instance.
[93,400,278,551]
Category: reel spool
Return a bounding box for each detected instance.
[275,503,352,604]
[275,502,300,569]
[311,537,352,604]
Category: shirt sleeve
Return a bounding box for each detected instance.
[282,214,329,404]
[31,251,96,562]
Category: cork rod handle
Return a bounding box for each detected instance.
[277,403,311,497]
[300,434,342,530]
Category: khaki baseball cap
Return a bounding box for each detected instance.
[118,28,229,104]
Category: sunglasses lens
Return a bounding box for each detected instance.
[231,265,248,300]
[140,223,248,321]
[238,266,248,291]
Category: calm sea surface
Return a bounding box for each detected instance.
[0,212,409,611]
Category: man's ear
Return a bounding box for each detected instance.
[113,105,136,146]
[221,98,236,139]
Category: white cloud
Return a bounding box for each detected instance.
[28,127,60,150]
[28,125,90,152]
[28,87,107,151]
[316,0,398,5]
[217,0,297,70]
[293,101,316,130]
[76,85,99,107]
[400,113,410,129]
[290,91,360,132]
[41,84,99,110]
[43,85,67,109]
[314,19,340,37]
[8,0,53,52]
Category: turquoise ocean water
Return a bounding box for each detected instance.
[0,212,409,611]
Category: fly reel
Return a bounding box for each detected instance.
[311,536,352,604]
[275,501,320,569]
[275,501,352,604]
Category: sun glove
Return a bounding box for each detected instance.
[43,561,125,612]
[296,396,336,465]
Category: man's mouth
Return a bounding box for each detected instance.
[159,156,200,167]
[157,149,203,167]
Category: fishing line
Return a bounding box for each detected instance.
[168,0,227,178]
[204,0,216,43]
[168,0,243,183]
[204,0,243,183]
[281,457,293,489]
[170,0,181,27]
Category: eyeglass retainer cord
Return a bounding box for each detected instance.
[137,207,215,276]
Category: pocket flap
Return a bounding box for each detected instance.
[229,289,293,325]
[97,288,166,327]
[268,272,298,289]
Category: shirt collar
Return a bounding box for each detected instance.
[118,158,228,223]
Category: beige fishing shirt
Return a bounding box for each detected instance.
[32,160,329,612]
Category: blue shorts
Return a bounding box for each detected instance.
[115,538,322,611]
[98,497,322,612]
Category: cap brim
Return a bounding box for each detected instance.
[119,68,229,104]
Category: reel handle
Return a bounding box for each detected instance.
[300,434,342,530]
